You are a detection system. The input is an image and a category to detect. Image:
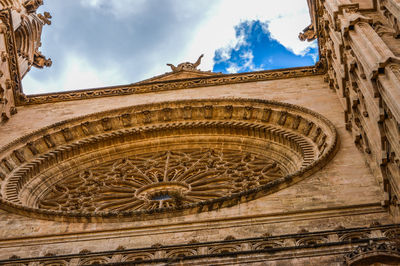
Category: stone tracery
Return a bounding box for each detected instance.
[38,150,284,212]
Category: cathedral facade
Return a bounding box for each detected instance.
[0,0,399,265]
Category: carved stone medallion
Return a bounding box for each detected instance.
[0,99,338,222]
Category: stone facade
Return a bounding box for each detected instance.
[0,0,399,265]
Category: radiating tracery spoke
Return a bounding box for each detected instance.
[38,149,285,213]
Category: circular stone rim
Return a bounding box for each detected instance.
[0,98,339,222]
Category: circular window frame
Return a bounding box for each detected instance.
[0,98,338,222]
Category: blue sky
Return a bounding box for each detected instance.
[22,0,318,94]
[213,21,318,73]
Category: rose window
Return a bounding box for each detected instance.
[0,99,337,222]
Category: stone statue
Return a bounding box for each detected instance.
[167,54,204,72]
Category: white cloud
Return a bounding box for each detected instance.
[23,53,127,94]
[23,0,315,93]
[80,0,147,17]
[176,0,313,72]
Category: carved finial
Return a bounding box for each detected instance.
[38,12,52,25]
[167,54,204,72]
[299,24,317,42]
[23,0,44,13]
[33,51,52,68]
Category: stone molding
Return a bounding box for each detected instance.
[21,65,325,105]
[0,98,338,222]
[0,224,398,265]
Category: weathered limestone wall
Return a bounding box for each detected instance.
[0,75,389,259]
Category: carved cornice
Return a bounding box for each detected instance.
[21,65,325,106]
[0,98,338,222]
[0,224,398,265]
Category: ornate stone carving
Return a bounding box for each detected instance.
[167,54,203,72]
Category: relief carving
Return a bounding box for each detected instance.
[243,106,253,120]
[13,150,25,163]
[27,142,39,155]
[101,117,112,131]
[292,115,301,129]
[142,110,152,124]
[81,122,92,135]
[278,111,288,126]
[203,105,213,119]
[161,108,172,122]
[262,108,272,122]
[303,122,314,136]
[120,114,131,127]
[61,128,74,142]
[183,106,192,119]
[1,158,13,172]
[224,105,233,119]
[43,134,55,148]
